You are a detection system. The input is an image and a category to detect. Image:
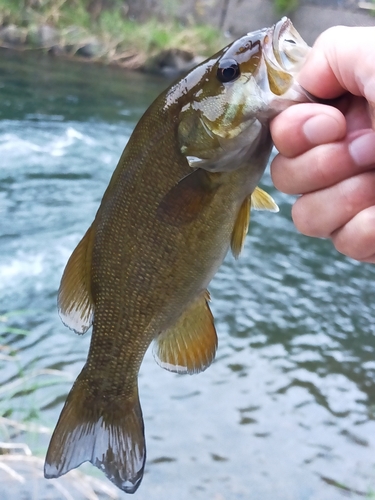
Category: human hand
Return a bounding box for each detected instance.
[270,26,375,262]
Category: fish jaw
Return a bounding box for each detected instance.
[263,17,315,119]
[271,17,311,74]
[256,17,315,120]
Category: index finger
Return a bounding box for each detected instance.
[298,26,375,103]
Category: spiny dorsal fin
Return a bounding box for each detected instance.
[153,291,217,374]
[231,195,251,259]
[58,225,95,334]
[251,187,279,212]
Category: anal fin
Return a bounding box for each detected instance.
[58,225,95,334]
[153,291,217,374]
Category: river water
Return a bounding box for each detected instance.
[1,49,375,500]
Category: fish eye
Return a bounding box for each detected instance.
[216,59,240,83]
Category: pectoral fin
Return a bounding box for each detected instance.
[58,225,95,334]
[153,291,217,374]
[251,187,279,212]
[157,169,220,226]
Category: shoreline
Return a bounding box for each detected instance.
[0,1,374,75]
[0,16,225,76]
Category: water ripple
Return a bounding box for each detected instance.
[1,53,375,499]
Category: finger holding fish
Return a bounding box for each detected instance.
[290,171,375,239]
[271,92,375,195]
[271,137,357,196]
[331,205,375,263]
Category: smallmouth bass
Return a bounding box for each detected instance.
[45,17,312,494]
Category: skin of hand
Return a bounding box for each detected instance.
[270,26,375,263]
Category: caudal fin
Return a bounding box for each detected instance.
[44,373,146,494]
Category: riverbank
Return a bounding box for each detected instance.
[1,1,373,75]
[0,1,226,75]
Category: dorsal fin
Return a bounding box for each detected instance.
[231,195,251,259]
[251,187,279,212]
[153,291,217,374]
[58,225,95,334]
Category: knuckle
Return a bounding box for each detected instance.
[291,197,326,237]
[333,208,375,261]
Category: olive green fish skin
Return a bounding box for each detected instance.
[89,95,271,382]
[44,17,312,494]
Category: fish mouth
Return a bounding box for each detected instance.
[266,17,311,75]
[258,17,316,113]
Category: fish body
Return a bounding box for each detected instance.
[45,17,312,494]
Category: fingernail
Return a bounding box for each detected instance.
[349,132,375,167]
[303,114,342,145]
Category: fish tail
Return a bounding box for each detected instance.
[44,371,146,494]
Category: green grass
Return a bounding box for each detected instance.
[112,17,220,54]
[0,309,121,499]
[273,0,299,13]
[0,310,72,426]
[0,0,225,65]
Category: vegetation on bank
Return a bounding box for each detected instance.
[0,311,121,498]
[0,0,305,71]
[0,0,374,70]
[274,0,299,13]
[0,0,225,71]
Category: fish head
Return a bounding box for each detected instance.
[169,17,312,172]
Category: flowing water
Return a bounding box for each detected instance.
[1,48,375,500]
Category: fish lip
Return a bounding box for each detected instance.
[272,16,292,58]
[254,17,316,118]
[247,17,291,59]
[261,16,289,69]
[265,16,310,74]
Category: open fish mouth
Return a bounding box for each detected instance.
[264,16,311,75]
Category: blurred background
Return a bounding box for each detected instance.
[1,1,375,499]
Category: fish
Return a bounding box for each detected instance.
[44,17,312,494]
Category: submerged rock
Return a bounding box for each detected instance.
[0,25,26,45]
[76,38,104,58]
[143,48,205,76]
[26,24,60,47]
